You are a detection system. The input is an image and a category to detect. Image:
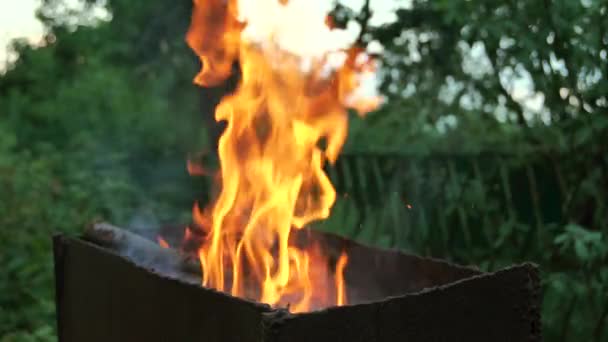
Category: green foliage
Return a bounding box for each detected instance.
[555,224,607,265]
[0,1,202,340]
[0,119,135,340]
[1,0,607,341]
[327,1,608,339]
[317,151,608,340]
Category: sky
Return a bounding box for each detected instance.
[0,0,543,117]
[0,0,400,68]
[0,0,44,65]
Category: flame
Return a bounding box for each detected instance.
[184,227,193,241]
[157,236,170,249]
[335,252,348,306]
[186,0,379,312]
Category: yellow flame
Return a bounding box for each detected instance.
[186,0,379,312]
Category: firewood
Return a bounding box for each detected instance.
[84,222,202,279]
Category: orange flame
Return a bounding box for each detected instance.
[186,0,379,312]
[157,236,170,249]
[335,252,348,306]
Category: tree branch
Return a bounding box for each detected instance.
[354,0,372,46]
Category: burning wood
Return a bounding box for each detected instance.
[51,1,543,340]
[184,0,382,314]
[54,229,541,341]
[84,222,201,280]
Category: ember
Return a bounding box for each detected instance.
[183,0,380,312]
[157,236,170,249]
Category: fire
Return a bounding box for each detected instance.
[185,0,380,312]
[157,236,170,249]
[335,252,348,306]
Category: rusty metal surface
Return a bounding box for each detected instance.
[53,233,540,342]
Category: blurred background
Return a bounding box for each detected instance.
[0,0,606,341]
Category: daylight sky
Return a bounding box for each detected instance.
[0,0,400,67]
[0,0,44,65]
[0,0,543,117]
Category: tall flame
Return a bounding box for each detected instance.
[186,0,380,312]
